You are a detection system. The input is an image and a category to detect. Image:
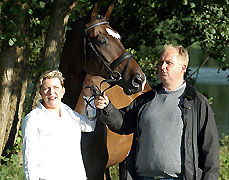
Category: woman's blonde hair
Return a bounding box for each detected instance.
[39,70,65,88]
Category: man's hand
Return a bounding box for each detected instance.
[94,94,109,110]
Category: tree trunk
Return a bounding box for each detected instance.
[0,3,29,157]
[28,0,79,111]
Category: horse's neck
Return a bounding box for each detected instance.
[59,47,86,109]
[60,50,85,109]
[62,71,86,109]
[60,23,87,109]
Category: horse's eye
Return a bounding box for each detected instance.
[97,38,108,46]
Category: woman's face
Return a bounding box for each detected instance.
[39,78,65,110]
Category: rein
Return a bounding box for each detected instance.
[83,76,121,121]
[83,84,106,121]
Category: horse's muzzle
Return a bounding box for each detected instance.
[123,72,146,95]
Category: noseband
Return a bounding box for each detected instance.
[82,20,133,84]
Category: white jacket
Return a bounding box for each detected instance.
[22,102,96,180]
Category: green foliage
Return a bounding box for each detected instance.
[219,135,229,180]
[0,154,24,180]
[109,164,119,180]
[27,1,51,81]
[110,0,229,71]
[0,130,24,180]
[1,0,228,81]
[0,1,24,47]
[0,0,48,48]
[126,46,160,87]
[135,45,162,87]
[1,130,22,162]
[173,1,229,68]
[0,0,52,82]
[68,0,93,22]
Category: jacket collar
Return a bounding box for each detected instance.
[183,83,197,100]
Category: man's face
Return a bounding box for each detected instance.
[158,49,186,87]
[39,78,65,110]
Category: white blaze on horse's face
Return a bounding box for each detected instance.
[106,28,121,40]
[142,74,147,91]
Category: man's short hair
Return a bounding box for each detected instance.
[163,44,189,66]
[39,70,65,88]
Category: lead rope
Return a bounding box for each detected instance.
[83,78,118,121]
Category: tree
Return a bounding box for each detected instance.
[0,0,79,159]
[0,0,30,158]
[110,0,229,79]
[27,0,79,112]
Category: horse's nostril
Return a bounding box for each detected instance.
[132,74,142,88]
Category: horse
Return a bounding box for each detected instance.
[59,3,151,179]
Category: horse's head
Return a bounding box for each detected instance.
[83,3,146,95]
[59,3,147,108]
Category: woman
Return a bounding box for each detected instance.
[22,70,96,180]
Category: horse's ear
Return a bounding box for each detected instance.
[89,3,98,23]
[105,3,114,21]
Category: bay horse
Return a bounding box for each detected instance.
[59,3,151,180]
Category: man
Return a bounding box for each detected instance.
[95,45,220,180]
[22,70,96,180]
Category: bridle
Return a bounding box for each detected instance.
[81,19,134,120]
[82,19,133,88]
